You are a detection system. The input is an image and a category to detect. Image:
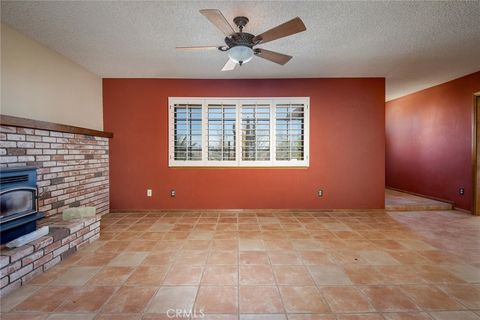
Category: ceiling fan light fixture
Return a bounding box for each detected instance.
[228,45,254,65]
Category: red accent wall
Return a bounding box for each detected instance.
[386,72,480,212]
[103,78,385,210]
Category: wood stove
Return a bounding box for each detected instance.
[0,167,44,244]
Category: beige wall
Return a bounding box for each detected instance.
[1,24,103,130]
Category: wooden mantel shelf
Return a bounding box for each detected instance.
[0,115,113,138]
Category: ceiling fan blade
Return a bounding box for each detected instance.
[221,58,237,71]
[176,46,219,51]
[200,9,235,37]
[255,49,292,65]
[253,17,306,44]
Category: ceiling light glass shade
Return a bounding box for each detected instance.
[228,45,254,64]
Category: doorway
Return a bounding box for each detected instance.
[474,94,480,215]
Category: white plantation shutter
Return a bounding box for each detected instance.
[172,102,202,161]
[207,103,237,161]
[275,102,307,162]
[169,97,309,167]
[241,102,272,164]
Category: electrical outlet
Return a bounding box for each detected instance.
[170,189,176,197]
[318,190,323,197]
[147,189,152,197]
[459,188,465,195]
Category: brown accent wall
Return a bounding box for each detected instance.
[103,78,385,210]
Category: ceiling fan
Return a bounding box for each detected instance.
[176,9,307,71]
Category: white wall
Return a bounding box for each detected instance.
[1,24,103,130]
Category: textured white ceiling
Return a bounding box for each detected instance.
[1,1,479,100]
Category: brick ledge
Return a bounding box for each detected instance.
[0,214,102,297]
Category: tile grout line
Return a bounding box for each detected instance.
[3,210,479,318]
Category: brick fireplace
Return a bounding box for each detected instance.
[0,115,111,295]
[0,121,110,217]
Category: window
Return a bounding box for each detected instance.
[169,97,309,167]
[172,102,202,161]
[241,102,271,164]
[207,103,236,162]
[275,103,306,162]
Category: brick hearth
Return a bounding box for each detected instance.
[0,215,102,296]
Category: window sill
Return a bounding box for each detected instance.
[169,166,309,169]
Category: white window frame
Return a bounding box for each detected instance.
[168,97,310,167]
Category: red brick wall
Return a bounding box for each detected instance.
[0,125,109,216]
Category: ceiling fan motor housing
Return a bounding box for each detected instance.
[224,32,255,49]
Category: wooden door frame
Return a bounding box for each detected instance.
[473,93,480,215]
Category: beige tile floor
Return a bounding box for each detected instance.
[1,209,479,320]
